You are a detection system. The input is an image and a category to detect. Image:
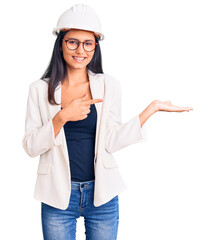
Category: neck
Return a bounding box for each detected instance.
[63,66,89,88]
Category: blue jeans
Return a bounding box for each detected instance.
[41,180,119,240]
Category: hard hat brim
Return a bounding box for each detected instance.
[52,27,104,41]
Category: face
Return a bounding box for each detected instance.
[61,29,96,70]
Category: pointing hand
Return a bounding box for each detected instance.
[61,93,103,122]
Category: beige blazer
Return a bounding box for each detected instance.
[22,69,147,210]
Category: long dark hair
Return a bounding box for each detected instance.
[41,30,104,105]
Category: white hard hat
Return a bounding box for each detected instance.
[52,4,104,40]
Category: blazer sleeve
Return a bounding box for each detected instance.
[22,82,62,158]
[105,80,147,154]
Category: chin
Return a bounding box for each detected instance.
[69,65,88,70]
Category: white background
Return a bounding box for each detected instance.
[0,0,214,239]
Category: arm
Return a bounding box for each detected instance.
[22,83,63,158]
[52,111,66,137]
[138,102,157,127]
[105,80,193,154]
[105,80,152,154]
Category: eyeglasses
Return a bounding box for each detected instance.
[63,38,98,52]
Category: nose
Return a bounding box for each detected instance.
[76,42,85,54]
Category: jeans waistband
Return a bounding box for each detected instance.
[71,180,95,190]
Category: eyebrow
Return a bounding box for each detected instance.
[67,37,94,41]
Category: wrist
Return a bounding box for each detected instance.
[150,101,159,113]
[58,109,67,125]
[139,103,156,127]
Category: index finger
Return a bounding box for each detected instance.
[83,98,103,105]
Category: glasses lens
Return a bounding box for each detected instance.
[84,41,96,52]
[67,40,79,50]
[66,39,96,51]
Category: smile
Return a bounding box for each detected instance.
[72,56,86,62]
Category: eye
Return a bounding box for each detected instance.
[68,40,78,45]
[85,41,93,46]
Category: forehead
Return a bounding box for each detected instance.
[64,29,95,41]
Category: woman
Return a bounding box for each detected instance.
[22,4,193,240]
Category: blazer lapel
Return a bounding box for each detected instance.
[88,70,104,160]
[49,69,104,162]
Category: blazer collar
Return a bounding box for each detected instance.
[54,69,104,109]
[51,69,104,160]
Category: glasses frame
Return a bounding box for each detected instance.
[63,39,98,52]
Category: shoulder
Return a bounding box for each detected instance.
[28,79,49,96]
[27,79,49,99]
[103,72,121,88]
[29,78,49,90]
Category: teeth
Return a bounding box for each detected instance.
[73,57,85,60]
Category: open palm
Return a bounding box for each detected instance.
[154,100,193,112]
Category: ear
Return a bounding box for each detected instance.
[60,47,62,52]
